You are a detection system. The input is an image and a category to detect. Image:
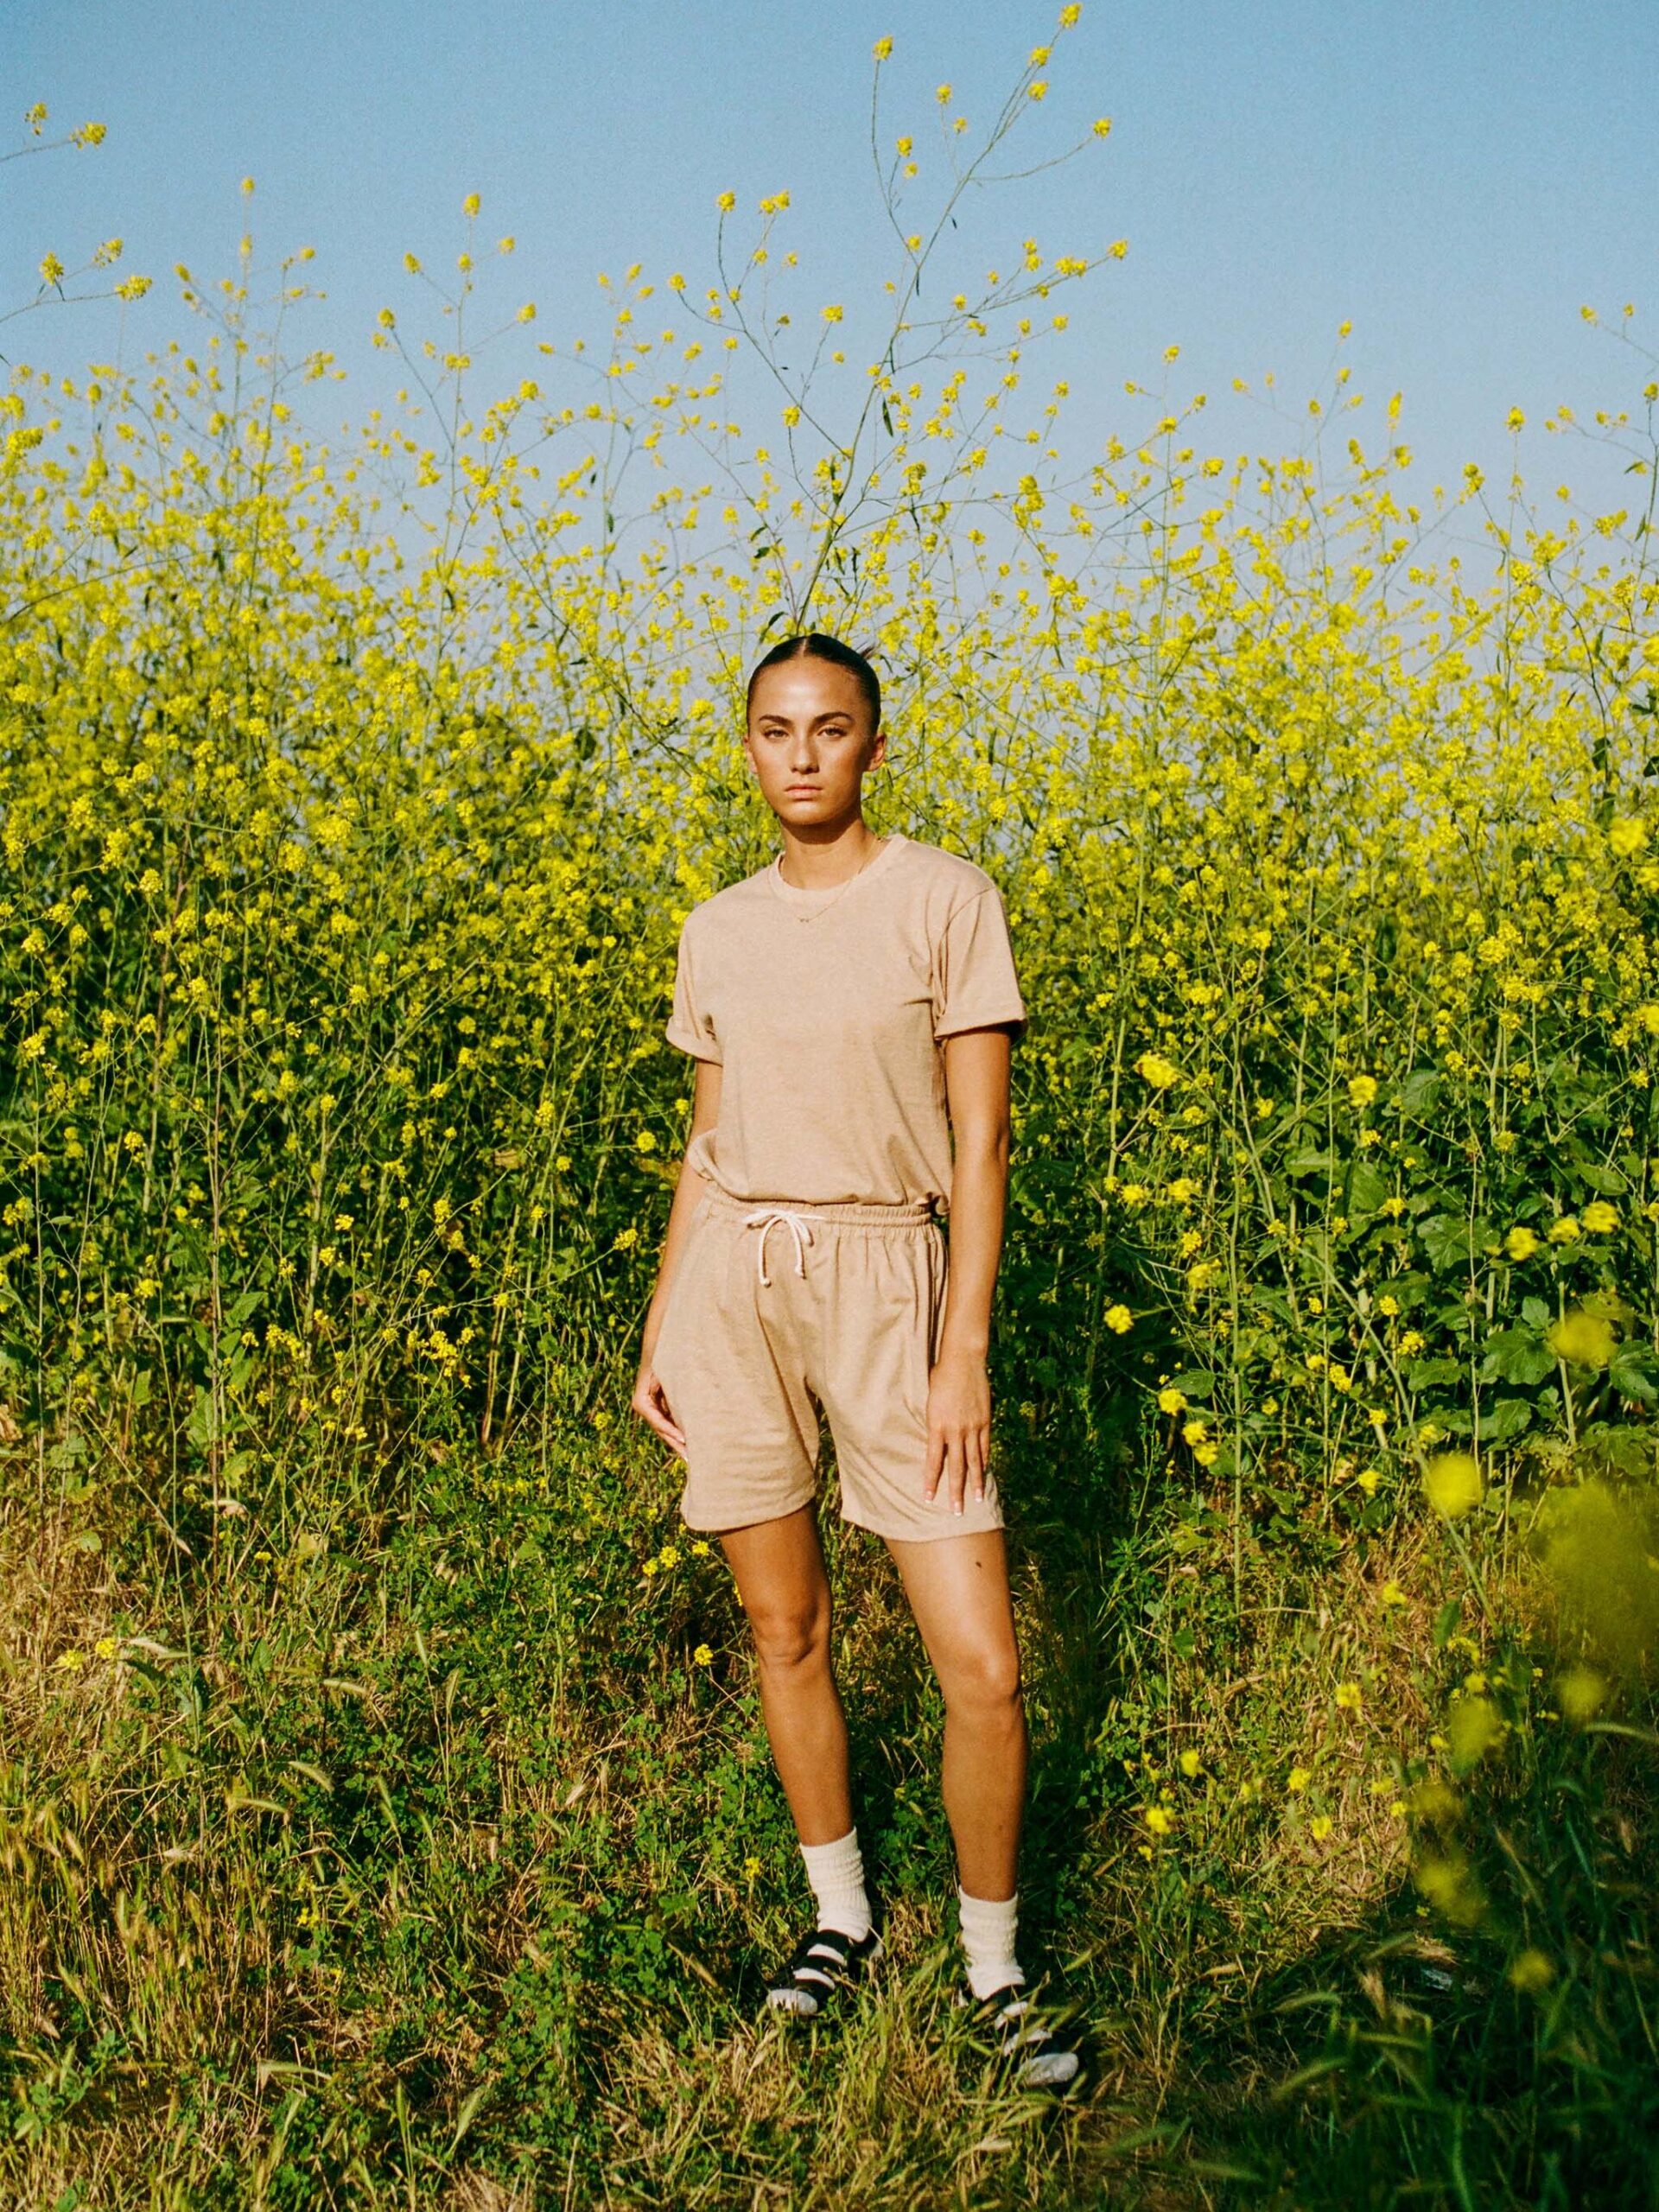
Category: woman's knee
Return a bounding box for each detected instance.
[746,1597,830,1675]
[938,1637,1023,1715]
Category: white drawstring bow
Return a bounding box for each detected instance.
[742,1206,817,1287]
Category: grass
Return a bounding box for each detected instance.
[3,1397,1654,2210]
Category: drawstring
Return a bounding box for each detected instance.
[742,1207,816,1287]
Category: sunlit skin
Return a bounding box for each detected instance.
[634,655,1028,1893]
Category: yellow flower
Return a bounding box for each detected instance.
[1135,1051,1179,1089]
[1407,1778,1463,1825]
[1548,1215,1580,1243]
[1608,817,1649,859]
[873,35,893,60]
[1334,1681,1363,1711]
[1580,1200,1618,1234]
[1503,1224,1540,1261]
[1556,1664,1605,1722]
[1092,117,1113,137]
[1422,1452,1483,1520]
[1347,1073,1378,1109]
[822,303,844,323]
[1309,1814,1333,1841]
[1157,1386,1187,1414]
[1509,1948,1554,1993]
[1414,1848,1487,1927]
[743,1855,762,1879]
[93,1635,118,1658]
[693,1643,713,1666]
[1446,1694,1503,1764]
[1287,1766,1311,1793]
[1547,1309,1615,1370]
[1380,1580,1408,1608]
[1104,1303,1133,1333]
[1142,1804,1174,1834]
[717,190,736,213]
[690,1540,710,1557]
[1178,1749,1203,1777]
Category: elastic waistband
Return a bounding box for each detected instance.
[700,1185,939,1230]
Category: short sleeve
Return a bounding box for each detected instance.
[933,886,1027,1046]
[664,918,722,1063]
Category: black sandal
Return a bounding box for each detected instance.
[764,1923,883,2018]
[960,1980,1082,2088]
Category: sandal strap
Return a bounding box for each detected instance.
[772,1926,862,1993]
[979,1986,1074,2057]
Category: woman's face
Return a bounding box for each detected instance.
[745,658,885,830]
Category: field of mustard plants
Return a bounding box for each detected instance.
[3,23,1658,2209]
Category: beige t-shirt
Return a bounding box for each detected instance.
[664,831,1027,1213]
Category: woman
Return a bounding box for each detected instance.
[632,632,1078,2088]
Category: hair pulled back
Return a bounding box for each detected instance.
[745,632,881,733]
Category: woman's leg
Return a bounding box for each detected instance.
[883,1528,1026,1898]
[721,1503,854,1847]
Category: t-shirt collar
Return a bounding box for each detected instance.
[765,830,906,911]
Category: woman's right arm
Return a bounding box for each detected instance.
[631,1057,721,1457]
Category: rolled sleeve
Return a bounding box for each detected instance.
[664,918,722,1062]
[932,886,1027,1046]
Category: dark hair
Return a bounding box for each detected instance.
[745,632,881,733]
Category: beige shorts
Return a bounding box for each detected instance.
[651,1184,1005,1542]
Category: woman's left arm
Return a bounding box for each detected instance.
[925,1025,1015,1514]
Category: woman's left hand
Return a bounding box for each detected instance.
[923,1344,992,1515]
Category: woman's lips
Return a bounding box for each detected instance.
[785,784,821,795]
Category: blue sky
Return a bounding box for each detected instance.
[6,0,1657,522]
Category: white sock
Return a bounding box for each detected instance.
[799,1828,872,1941]
[958,1885,1026,2000]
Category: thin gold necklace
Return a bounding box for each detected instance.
[772,833,887,923]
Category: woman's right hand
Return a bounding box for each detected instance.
[632,1359,687,1461]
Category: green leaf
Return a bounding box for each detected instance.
[1286,1150,1336,1178]
[1609,1341,1659,1407]
[1400,1069,1443,1117]
[1405,1356,1464,1391]
[1476,1396,1533,1445]
[1521,1296,1550,1332]
[1576,1162,1628,1196]
[1419,1216,1472,1272]
[1347,1160,1389,1217]
[1432,1599,1462,1647]
[1166,1369,1214,1402]
[1478,1326,1554,1387]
